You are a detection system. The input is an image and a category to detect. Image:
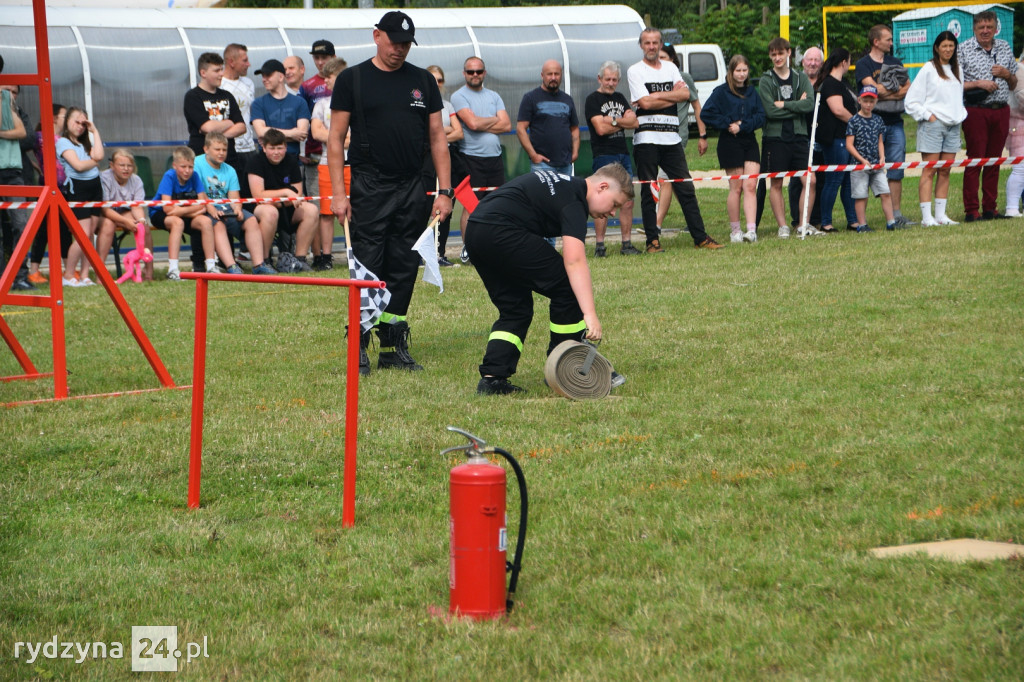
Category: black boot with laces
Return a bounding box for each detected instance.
[377,321,424,371]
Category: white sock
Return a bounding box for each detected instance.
[205,258,216,272]
[730,221,741,234]
[745,223,756,233]
[934,198,948,221]
[167,258,179,272]
[920,202,934,223]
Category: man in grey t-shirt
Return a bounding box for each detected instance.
[450,56,511,258]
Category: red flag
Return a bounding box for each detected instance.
[651,178,662,205]
[453,175,478,214]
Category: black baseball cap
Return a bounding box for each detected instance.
[310,40,335,57]
[255,59,285,76]
[375,11,417,45]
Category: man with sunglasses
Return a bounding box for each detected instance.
[451,56,511,262]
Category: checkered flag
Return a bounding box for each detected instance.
[347,247,390,332]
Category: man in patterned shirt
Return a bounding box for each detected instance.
[958,10,1018,221]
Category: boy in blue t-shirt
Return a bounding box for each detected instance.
[845,86,897,232]
[193,133,278,275]
[150,146,214,279]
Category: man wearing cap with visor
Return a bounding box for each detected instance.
[251,58,311,158]
[302,40,342,164]
[328,10,453,375]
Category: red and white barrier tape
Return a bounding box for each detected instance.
[645,155,1024,185]
[0,194,328,211]
[3,156,1023,210]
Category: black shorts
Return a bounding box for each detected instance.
[763,136,810,173]
[716,132,760,170]
[276,204,296,234]
[61,176,102,220]
[463,154,506,201]
[150,210,193,231]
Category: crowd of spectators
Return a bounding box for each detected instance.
[3,11,1024,289]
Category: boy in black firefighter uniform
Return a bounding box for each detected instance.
[465,164,632,395]
[327,11,453,374]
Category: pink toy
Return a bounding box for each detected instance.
[116,222,154,284]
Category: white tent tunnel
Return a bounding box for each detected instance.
[1,5,646,189]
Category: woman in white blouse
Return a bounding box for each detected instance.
[905,31,967,226]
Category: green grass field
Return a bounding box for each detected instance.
[2,174,1023,679]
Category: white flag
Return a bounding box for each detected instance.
[413,225,443,293]
[346,247,391,331]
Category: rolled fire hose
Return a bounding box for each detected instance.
[544,340,613,400]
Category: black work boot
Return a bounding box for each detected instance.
[377,321,423,371]
[346,325,372,376]
[477,376,525,395]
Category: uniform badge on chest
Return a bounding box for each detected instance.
[410,88,426,109]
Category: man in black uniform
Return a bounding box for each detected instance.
[465,164,632,395]
[327,11,453,374]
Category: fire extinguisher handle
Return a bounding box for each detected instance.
[441,426,488,458]
[493,446,528,615]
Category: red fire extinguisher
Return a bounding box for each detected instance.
[442,426,528,620]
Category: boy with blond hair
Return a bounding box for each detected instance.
[150,146,215,279]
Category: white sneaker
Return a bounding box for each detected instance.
[167,269,181,281]
[778,225,790,239]
[730,232,744,243]
[936,215,959,225]
[1002,209,1020,218]
[62,277,83,288]
[78,277,95,287]
[798,225,824,236]
[743,230,757,243]
[921,217,940,227]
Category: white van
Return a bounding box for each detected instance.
[673,44,727,123]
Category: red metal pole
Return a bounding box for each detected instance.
[187,279,209,509]
[178,272,382,518]
[47,196,68,399]
[342,285,361,528]
[31,0,67,400]
[0,311,38,375]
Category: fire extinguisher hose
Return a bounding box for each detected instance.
[493,447,528,614]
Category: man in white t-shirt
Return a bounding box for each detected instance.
[627,28,722,251]
[220,42,257,198]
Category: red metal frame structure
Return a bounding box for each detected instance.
[181,271,385,528]
[0,0,176,404]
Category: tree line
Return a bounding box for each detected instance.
[228,0,1022,77]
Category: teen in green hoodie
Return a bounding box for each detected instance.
[758,37,817,237]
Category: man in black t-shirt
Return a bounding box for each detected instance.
[585,61,639,256]
[465,165,632,396]
[183,52,246,164]
[327,11,453,375]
